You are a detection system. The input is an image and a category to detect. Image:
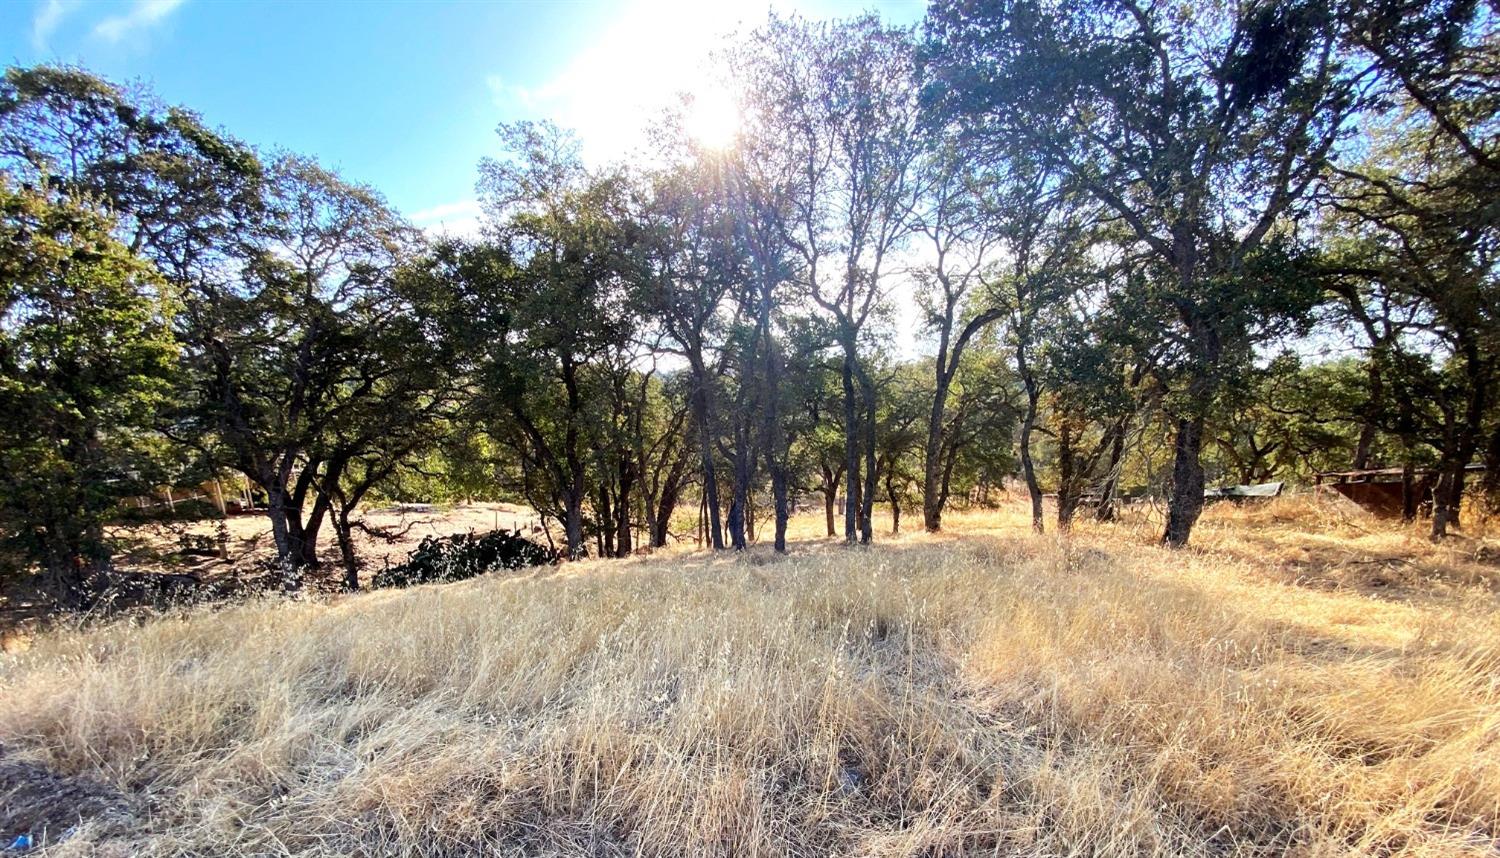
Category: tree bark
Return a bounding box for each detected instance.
[563,490,586,560]
[334,512,359,591]
[841,355,860,544]
[615,459,633,556]
[1163,414,1207,548]
[599,483,616,558]
[1017,362,1043,534]
[1096,417,1127,522]
[1057,415,1078,530]
[1431,344,1487,539]
[726,438,751,551]
[690,378,724,550]
[922,395,947,532]
[1482,422,1500,513]
[858,367,878,545]
[887,471,901,535]
[1401,459,1418,522]
[649,446,688,548]
[771,466,789,553]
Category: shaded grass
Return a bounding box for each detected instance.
[2,501,1498,856]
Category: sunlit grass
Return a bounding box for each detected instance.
[2,499,1498,855]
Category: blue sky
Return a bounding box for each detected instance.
[1,0,927,234]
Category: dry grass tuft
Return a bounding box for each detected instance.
[2,501,1499,856]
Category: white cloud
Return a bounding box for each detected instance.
[409,199,484,239]
[31,0,78,51]
[485,74,545,112]
[92,0,186,45]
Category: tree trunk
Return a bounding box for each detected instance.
[922,383,948,532]
[887,472,901,535]
[841,355,860,544]
[1431,348,1487,539]
[335,511,359,591]
[726,493,747,550]
[771,465,789,553]
[1353,353,1385,471]
[1096,418,1127,522]
[1483,422,1500,513]
[823,479,837,537]
[1401,459,1418,522]
[691,381,724,550]
[819,464,843,537]
[858,368,878,545]
[1018,373,1043,534]
[1431,459,1465,539]
[563,490,586,560]
[264,486,294,566]
[599,483,616,558]
[298,493,330,569]
[616,462,633,556]
[757,289,789,553]
[264,485,312,590]
[726,442,750,550]
[41,525,105,610]
[746,490,756,543]
[650,450,686,548]
[1057,415,1077,530]
[1163,415,1207,548]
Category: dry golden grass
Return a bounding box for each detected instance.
[3,498,1499,856]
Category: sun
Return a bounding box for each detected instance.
[682,87,742,150]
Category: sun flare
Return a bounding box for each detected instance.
[682,87,742,150]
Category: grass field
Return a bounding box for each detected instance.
[2,498,1499,856]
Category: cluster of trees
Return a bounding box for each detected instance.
[2,0,1495,603]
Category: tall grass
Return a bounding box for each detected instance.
[2,501,1498,856]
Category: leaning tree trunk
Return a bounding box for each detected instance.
[264,488,292,562]
[1096,418,1127,522]
[1431,457,1467,539]
[1018,376,1043,534]
[650,449,688,548]
[820,464,842,537]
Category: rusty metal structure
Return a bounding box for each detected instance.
[1314,464,1485,517]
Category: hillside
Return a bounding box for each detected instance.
[2,502,1499,857]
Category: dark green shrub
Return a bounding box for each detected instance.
[373,530,559,589]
